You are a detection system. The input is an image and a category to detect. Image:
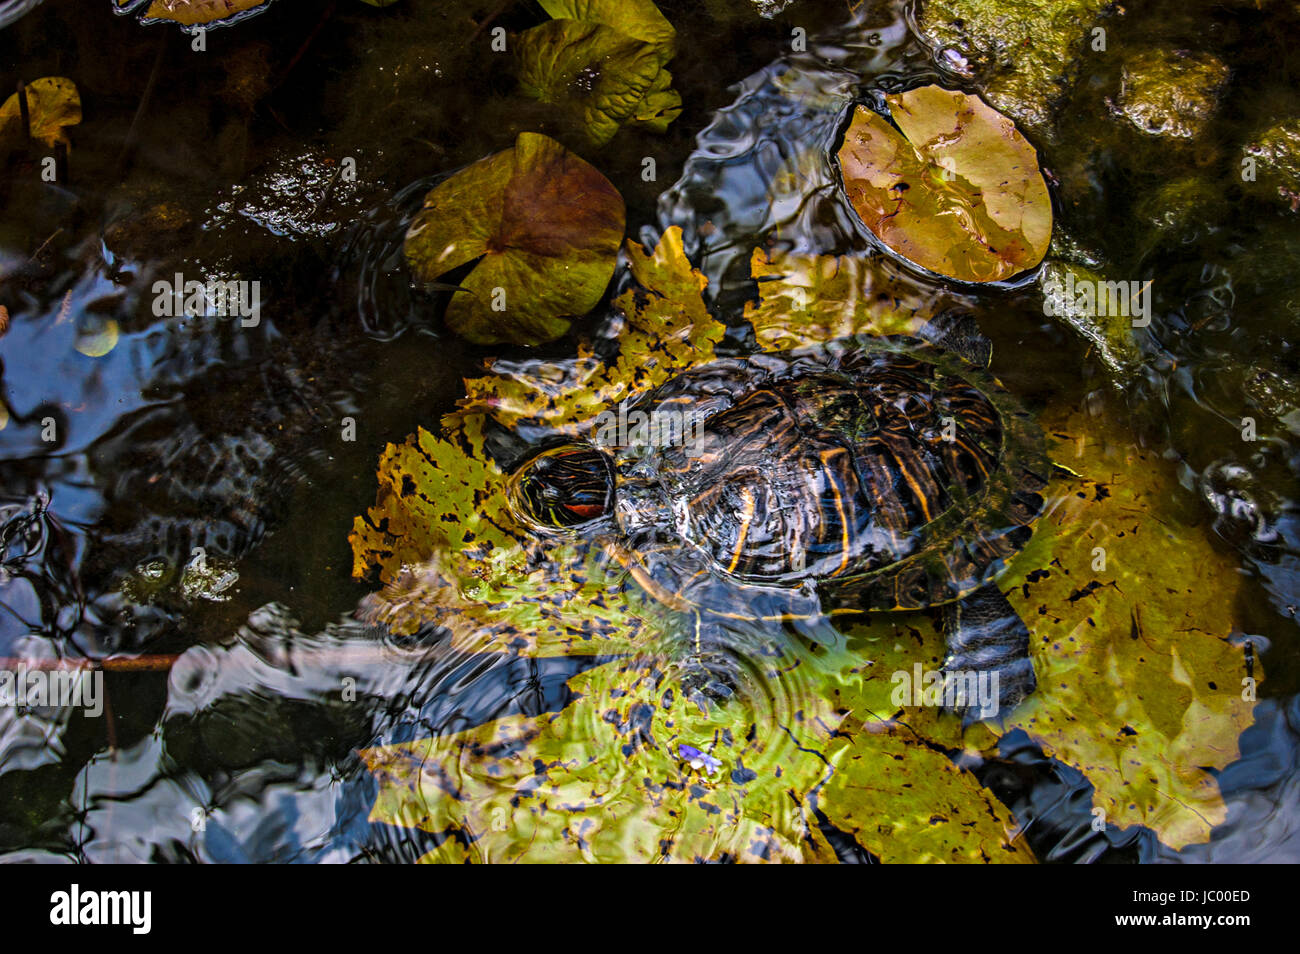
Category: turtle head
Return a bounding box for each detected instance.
[510,444,615,532]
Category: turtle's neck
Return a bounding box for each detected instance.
[612,465,676,537]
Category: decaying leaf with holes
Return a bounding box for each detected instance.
[998,405,1259,848]
[360,652,1034,863]
[827,404,1259,849]
[450,226,724,436]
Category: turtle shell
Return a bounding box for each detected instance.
[611,335,1049,612]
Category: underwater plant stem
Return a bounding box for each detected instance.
[15,80,29,141]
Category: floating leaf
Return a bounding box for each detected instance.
[114,0,273,28]
[516,0,681,145]
[361,654,1032,863]
[836,85,1052,283]
[404,132,625,345]
[0,77,81,151]
[516,20,666,147]
[539,0,675,63]
[743,247,959,352]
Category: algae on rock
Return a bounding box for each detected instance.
[916,0,1112,136]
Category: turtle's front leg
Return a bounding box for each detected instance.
[940,583,1036,725]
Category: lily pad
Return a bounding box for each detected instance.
[114,0,273,28]
[516,0,681,145]
[0,77,81,152]
[539,0,676,63]
[836,85,1052,283]
[515,20,667,147]
[360,653,1033,863]
[404,132,625,345]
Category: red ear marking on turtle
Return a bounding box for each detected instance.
[564,503,605,519]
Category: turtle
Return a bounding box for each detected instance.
[508,332,1050,722]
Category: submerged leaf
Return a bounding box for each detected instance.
[348,415,521,584]
[452,226,724,435]
[404,133,625,345]
[0,77,81,151]
[349,411,665,656]
[836,86,1052,283]
[743,247,958,352]
[998,406,1259,848]
[361,654,1032,863]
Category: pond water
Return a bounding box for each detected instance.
[0,0,1297,863]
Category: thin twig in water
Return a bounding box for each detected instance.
[114,32,168,181]
[29,227,63,262]
[273,0,338,90]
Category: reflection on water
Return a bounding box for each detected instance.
[0,0,1297,862]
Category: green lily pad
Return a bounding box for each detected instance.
[630,67,682,133]
[516,0,680,145]
[0,77,81,152]
[403,132,625,345]
[515,20,667,147]
[539,0,676,63]
[836,85,1052,283]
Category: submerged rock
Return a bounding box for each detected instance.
[1112,49,1230,142]
[1039,259,1145,383]
[916,0,1112,135]
[1242,118,1300,210]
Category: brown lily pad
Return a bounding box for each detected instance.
[836,85,1052,283]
